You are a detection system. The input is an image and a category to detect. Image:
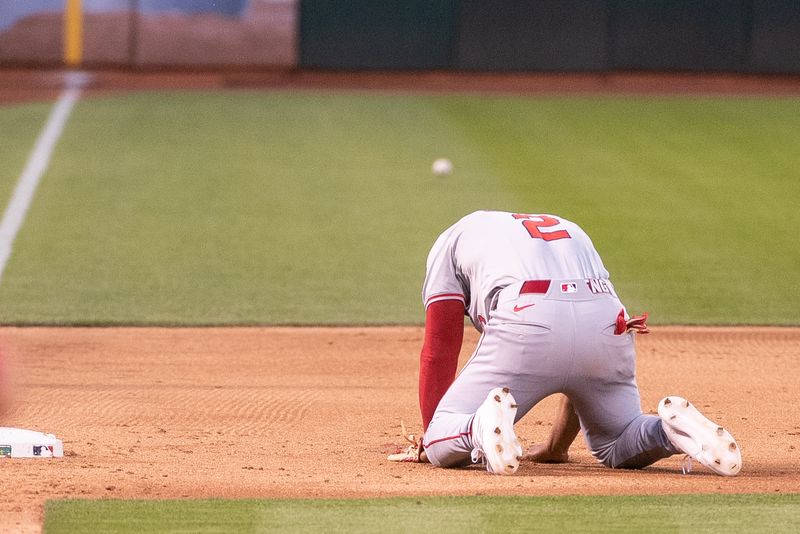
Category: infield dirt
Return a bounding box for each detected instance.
[1,326,799,533]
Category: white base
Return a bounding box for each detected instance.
[0,427,64,458]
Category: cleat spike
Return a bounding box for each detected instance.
[494,427,501,434]
[714,459,721,465]
[729,443,737,451]
[716,427,725,436]
[683,400,690,408]
[494,395,501,402]
[502,387,510,394]
[663,398,672,407]
[496,444,503,453]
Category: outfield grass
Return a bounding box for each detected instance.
[43,494,800,533]
[1,92,798,325]
[0,103,53,211]
[437,96,800,324]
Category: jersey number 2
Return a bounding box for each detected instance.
[513,213,571,241]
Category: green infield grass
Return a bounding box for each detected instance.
[43,494,800,533]
[1,92,798,325]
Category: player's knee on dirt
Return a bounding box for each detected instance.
[424,444,472,468]
[588,415,675,469]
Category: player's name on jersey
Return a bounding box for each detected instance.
[586,278,616,297]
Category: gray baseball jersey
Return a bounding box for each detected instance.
[423,211,609,330]
[421,211,676,468]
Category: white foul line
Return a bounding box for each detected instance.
[0,76,84,285]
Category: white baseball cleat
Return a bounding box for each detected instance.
[471,387,523,475]
[658,396,742,476]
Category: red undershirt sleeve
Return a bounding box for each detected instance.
[419,299,465,432]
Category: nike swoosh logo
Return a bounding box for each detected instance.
[513,303,536,312]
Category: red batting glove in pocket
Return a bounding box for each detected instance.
[615,309,650,335]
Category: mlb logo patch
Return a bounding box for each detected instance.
[561,283,578,294]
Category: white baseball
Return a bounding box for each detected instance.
[432,158,453,176]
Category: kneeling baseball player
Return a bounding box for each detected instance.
[389,210,741,476]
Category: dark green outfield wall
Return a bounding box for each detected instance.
[300,0,458,69]
[453,0,608,72]
[299,0,800,74]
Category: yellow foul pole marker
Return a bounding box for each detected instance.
[64,0,83,66]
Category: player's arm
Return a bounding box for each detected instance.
[523,394,581,463]
[419,299,465,432]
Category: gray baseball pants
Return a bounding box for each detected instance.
[423,279,677,468]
